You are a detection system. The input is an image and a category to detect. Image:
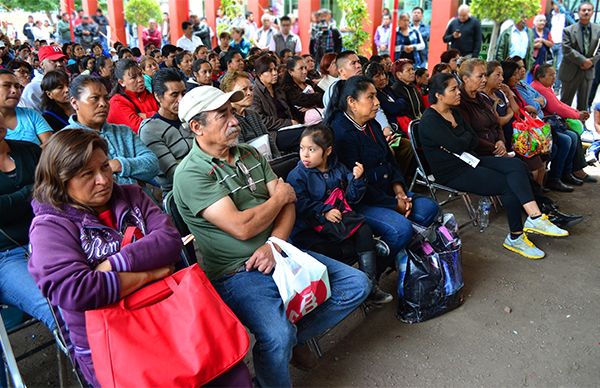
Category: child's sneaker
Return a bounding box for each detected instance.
[524,214,569,237]
[502,234,545,259]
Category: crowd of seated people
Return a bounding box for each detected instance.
[0,14,596,388]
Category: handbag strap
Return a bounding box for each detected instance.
[121,226,144,248]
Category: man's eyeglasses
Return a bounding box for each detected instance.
[236,160,256,192]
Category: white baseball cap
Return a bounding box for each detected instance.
[178,85,244,123]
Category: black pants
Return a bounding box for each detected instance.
[445,156,535,233]
[310,223,375,265]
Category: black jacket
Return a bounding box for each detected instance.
[443,17,482,57]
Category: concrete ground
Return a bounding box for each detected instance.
[6,165,600,387]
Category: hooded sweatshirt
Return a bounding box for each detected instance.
[28,184,182,386]
[64,116,160,185]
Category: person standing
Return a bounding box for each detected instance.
[176,22,202,53]
[244,12,258,44]
[142,19,162,49]
[394,13,425,68]
[270,16,302,56]
[74,16,99,51]
[256,14,275,50]
[22,15,35,45]
[495,18,535,70]
[57,13,72,44]
[411,7,430,65]
[559,2,600,111]
[443,5,482,58]
[548,2,569,91]
[162,12,170,46]
[374,14,392,55]
[92,8,109,50]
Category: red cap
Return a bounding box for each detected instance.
[38,45,67,62]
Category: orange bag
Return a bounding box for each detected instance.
[85,264,249,388]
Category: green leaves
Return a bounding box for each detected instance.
[338,0,370,53]
[124,0,162,27]
[471,0,540,23]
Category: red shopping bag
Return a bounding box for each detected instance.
[85,264,249,388]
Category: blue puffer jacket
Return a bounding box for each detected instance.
[287,159,366,239]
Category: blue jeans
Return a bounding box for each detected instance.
[549,129,577,180]
[553,43,563,90]
[356,194,440,257]
[0,246,56,387]
[213,252,370,387]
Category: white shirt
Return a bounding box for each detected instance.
[257,27,274,49]
[550,12,566,44]
[509,27,529,59]
[18,72,43,112]
[176,34,202,52]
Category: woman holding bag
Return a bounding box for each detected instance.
[419,73,568,259]
[27,129,249,387]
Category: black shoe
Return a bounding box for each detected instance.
[581,174,598,183]
[367,285,393,305]
[542,186,551,193]
[548,213,584,228]
[546,179,574,192]
[562,173,584,186]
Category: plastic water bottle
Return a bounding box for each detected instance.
[478,197,492,232]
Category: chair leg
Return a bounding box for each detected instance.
[462,194,478,226]
[306,337,323,358]
[56,343,69,388]
[0,317,25,388]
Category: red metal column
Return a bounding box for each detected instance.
[363,0,382,56]
[205,0,221,48]
[107,0,127,45]
[428,0,459,67]
[60,0,76,42]
[390,0,398,60]
[82,0,99,16]
[298,0,320,55]
[248,0,269,29]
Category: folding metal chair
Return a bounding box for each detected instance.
[164,191,196,268]
[408,119,478,228]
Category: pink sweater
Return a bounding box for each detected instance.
[530,80,579,119]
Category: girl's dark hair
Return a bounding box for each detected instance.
[41,70,70,111]
[254,54,277,76]
[440,48,460,63]
[486,60,502,77]
[364,62,386,79]
[285,55,304,71]
[34,129,109,210]
[61,42,72,55]
[117,47,132,59]
[428,73,456,104]
[131,47,142,57]
[174,50,192,68]
[324,75,375,126]
[501,60,520,83]
[415,68,428,78]
[301,123,334,151]
[69,74,106,101]
[432,63,451,77]
[80,55,95,70]
[149,49,162,58]
[192,58,211,73]
[91,42,103,53]
[152,68,184,99]
[533,63,554,80]
[111,59,140,96]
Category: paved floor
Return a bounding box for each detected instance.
[6,165,600,387]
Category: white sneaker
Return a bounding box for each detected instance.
[524,215,569,237]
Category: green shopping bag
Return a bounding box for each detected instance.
[565,118,584,135]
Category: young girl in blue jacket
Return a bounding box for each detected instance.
[287,125,392,305]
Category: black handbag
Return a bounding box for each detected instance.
[313,187,365,242]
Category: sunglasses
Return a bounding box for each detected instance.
[236,160,257,192]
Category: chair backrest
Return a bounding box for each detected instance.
[269,153,300,180]
[164,191,196,266]
[408,119,434,184]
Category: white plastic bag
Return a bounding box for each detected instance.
[268,236,331,323]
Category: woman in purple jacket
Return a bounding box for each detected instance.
[27,129,183,387]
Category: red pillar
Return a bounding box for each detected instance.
[107,0,127,45]
[428,0,459,67]
[248,0,269,29]
[60,0,76,42]
[169,0,189,46]
[298,0,320,55]
[205,0,221,48]
[82,0,99,16]
[363,0,382,56]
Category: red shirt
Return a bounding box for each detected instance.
[107,89,159,133]
[97,209,117,229]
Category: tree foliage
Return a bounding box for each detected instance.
[337,0,370,53]
[217,0,244,35]
[124,0,162,27]
[471,0,540,59]
[0,0,59,12]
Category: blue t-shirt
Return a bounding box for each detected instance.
[5,107,53,145]
[593,102,600,112]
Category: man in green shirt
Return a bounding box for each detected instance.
[57,13,72,44]
[173,86,370,387]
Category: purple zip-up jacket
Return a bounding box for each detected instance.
[28,184,182,386]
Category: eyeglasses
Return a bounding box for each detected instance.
[236,160,256,192]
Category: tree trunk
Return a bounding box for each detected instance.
[487,21,501,61]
